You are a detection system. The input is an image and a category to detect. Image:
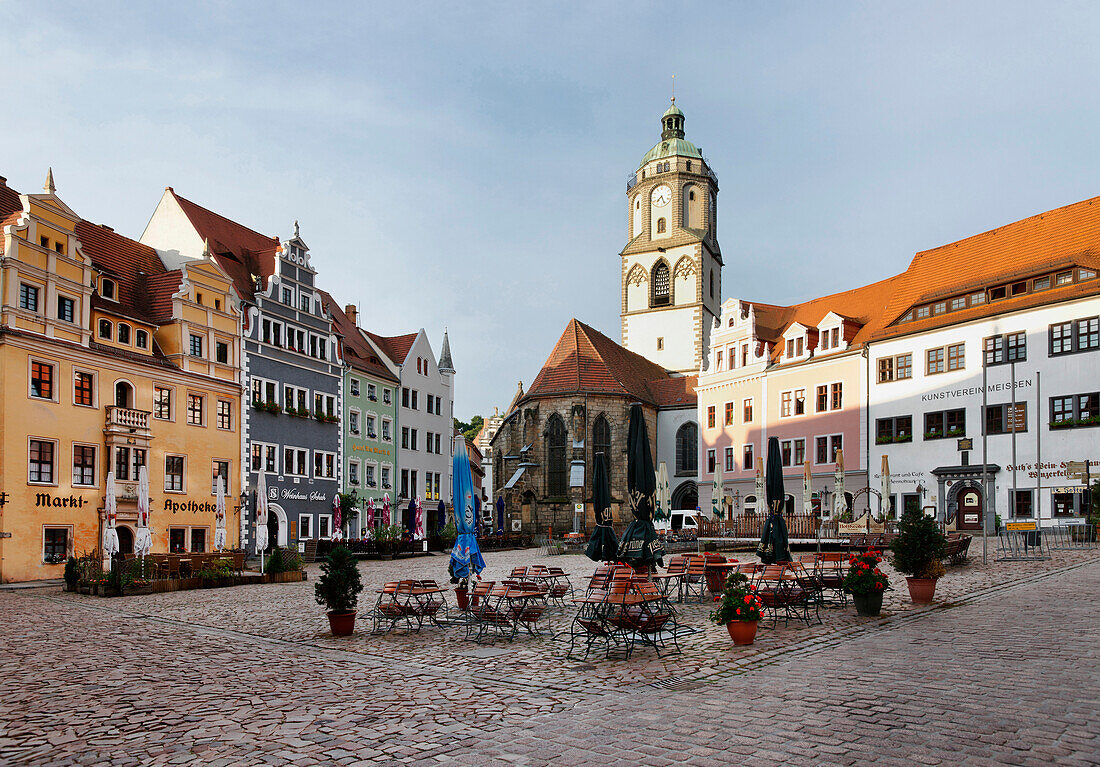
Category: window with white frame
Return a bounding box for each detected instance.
[284,447,308,477]
[365,463,376,488]
[72,444,97,487]
[153,386,172,419]
[382,418,392,441]
[380,465,392,490]
[43,526,71,564]
[318,515,332,539]
[367,383,377,401]
[250,377,278,406]
[365,414,377,438]
[211,460,230,494]
[313,451,336,479]
[283,385,308,414]
[216,400,233,430]
[350,377,361,397]
[299,514,313,539]
[19,283,40,312]
[30,359,56,400]
[349,460,361,486]
[29,438,56,484]
[165,455,185,492]
[187,393,205,426]
[251,443,277,473]
[350,409,361,435]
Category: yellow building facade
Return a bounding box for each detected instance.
[0,173,243,582]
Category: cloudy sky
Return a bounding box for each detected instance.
[4,2,1100,419]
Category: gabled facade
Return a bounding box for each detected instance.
[366,328,454,532]
[320,295,399,535]
[142,192,343,551]
[0,173,242,582]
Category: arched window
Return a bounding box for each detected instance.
[656,218,666,234]
[689,190,695,201]
[592,414,611,483]
[115,381,133,408]
[675,423,697,475]
[117,323,131,345]
[651,262,671,307]
[709,270,714,299]
[546,415,568,497]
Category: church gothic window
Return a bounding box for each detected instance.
[652,262,671,307]
[546,415,568,497]
[676,422,698,475]
[592,415,611,484]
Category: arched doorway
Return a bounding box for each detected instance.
[267,503,288,548]
[954,484,983,531]
[116,525,134,555]
[671,481,698,511]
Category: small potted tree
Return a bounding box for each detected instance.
[710,572,763,645]
[890,507,947,603]
[842,550,890,616]
[314,545,363,635]
[63,556,79,592]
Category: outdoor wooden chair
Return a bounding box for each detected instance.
[611,581,680,659]
[756,565,808,628]
[679,558,709,603]
[546,566,574,602]
[816,553,849,606]
[787,562,824,624]
[652,556,687,601]
[371,582,412,634]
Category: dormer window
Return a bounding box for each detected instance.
[100,278,116,301]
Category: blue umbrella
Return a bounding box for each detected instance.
[496,496,505,535]
[437,500,446,531]
[449,446,486,581]
[406,499,416,535]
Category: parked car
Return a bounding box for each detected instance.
[655,512,701,533]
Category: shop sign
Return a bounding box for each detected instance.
[278,488,328,502]
[35,493,90,508]
[162,499,220,513]
[1006,521,1037,532]
[921,379,1032,403]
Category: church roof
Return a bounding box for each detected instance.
[438,329,454,372]
[640,138,703,167]
[524,318,677,407]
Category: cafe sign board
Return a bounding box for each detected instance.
[1005,521,1038,532]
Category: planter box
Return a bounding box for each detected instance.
[263,571,304,584]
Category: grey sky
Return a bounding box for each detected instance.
[4,2,1100,420]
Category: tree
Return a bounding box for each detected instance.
[463,415,484,443]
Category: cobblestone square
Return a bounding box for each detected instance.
[3,546,1098,766]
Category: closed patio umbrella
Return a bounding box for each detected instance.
[585,452,618,562]
[414,496,424,540]
[382,493,391,527]
[758,437,791,564]
[833,449,847,518]
[448,445,485,581]
[803,460,813,516]
[616,404,664,568]
[405,499,416,535]
[332,494,343,540]
[496,496,505,535]
[134,465,153,559]
[103,472,120,563]
[754,460,765,514]
[655,461,671,523]
[214,475,227,551]
[711,458,724,520]
[881,455,892,520]
[365,498,376,535]
[255,472,269,557]
[437,500,446,532]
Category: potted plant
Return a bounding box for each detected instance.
[890,507,947,603]
[709,572,763,645]
[314,545,363,635]
[452,575,472,610]
[63,556,79,592]
[842,550,890,616]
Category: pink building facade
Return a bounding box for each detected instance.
[696,287,895,520]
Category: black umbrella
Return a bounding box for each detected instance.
[585,452,619,561]
[758,436,792,563]
[616,404,664,568]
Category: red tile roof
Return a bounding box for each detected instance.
[524,319,676,406]
[0,180,21,221]
[145,272,184,324]
[364,331,418,366]
[75,220,169,323]
[318,291,400,384]
[168,189,279,300]
[648,375,697,408]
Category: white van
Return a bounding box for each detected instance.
[655,512,700,532]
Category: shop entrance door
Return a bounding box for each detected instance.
[957,488,983,531]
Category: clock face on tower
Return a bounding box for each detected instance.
[651,184,672,207]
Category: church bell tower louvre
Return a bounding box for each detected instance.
[620,98,722,375]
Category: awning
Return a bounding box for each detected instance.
[504,467,526,489]
[570,460,585,488]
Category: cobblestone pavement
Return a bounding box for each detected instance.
[2,547,1098,765]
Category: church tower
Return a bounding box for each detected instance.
[621,99,722,373]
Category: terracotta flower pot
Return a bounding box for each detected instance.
[906,577,938,604]
[726,620,758,645]
[454,586,469,610]
[852,589,884,616]
[705,570,726,594]
[327,610,357,636]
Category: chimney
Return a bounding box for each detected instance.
[345,304,358,326]
[0,176,6,186]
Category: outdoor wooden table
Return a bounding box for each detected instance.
[497,587,551,638]
[374,585,448,632]
[704,561,739,594]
